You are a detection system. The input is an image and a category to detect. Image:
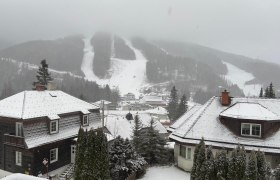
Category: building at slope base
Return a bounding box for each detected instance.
[169,90,280,171]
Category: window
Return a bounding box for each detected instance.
[187,148,192,160]
[16,122,23,137]
[179,145,186,158]
[50,120,58,134]
[241,123,261,137]
[82,115,89,126]
[50,148,58,163]
[15,151,22,166]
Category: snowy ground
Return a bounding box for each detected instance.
[142,166,190,180]
[222,61,261,97]
[81,36,147,98]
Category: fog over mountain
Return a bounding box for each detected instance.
[0,0,279,63]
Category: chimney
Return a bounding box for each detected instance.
[35,84,45,91]
[220,90,231,106]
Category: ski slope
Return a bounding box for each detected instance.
[81,37,147,97]
[222,61,261,97]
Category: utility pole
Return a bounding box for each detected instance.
[102,100,105,128]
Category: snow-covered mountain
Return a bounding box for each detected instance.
[1,32,280,103]
[81,37,147,97]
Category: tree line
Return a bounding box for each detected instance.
[191,138,280,180]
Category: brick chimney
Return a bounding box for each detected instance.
[35,84,45,91]
[220,90,231,106]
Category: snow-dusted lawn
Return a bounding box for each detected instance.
[142,166,190,180]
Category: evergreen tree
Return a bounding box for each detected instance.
[191,138,204,180]
[0,82,14,100]
[139,119,168,165]
[256,151,266,180]
[74,128,87,180]
[245,151,258,180]
[132,114,143,152]
[236,146,247,180]
[274,165,280,180]
[215,149,228,180]
[259,88,263,98]
[268,82,276,98]
[204,146,215,180]
[87,129,98,180]
[96,129,110,179]
[33,59,53,89]
[109,136,147,180]
[125,112,133,120]
[195,139,206,180]
[227,149,238,180]
[265,87,269,98]
[167,86,178,121]
[176,94,188,119]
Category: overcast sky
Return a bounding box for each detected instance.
[0,0,279,63]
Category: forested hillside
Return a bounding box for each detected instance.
[91,32,112,78]
[0,59,120,104]
[0,35,84,75]
[113,35,136,60]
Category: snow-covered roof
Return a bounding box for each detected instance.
[169,97,280,153]
[0,90,99,120]
[2,173,47,180]
[141,95,164,102]
[145,107,168,115]
[93,100,112,106]
[167,104,202,133]
[105,111,167,140]
[220,102,279,121]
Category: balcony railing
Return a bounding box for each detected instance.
[4,134,25,148]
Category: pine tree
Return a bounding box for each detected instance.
[167,86,178,121]
[0,82,14,100]
[74,128,87,180]
[256,151,266,180]
[204,146,215,180]
[96,129,110,180]
[268,82,276,98]
[259,88,263,98]
[195,140,206,180]
[215,149,228,180]
[109,136,147,180]
[33,59,53,89]
[274,165,280,180]
[227,149,238,180]
[236,146,247,180]
[265,87,269,98]
[191,138,204,180]
[176,94,188,119]
[245,151,258,180]
[132,114,143,153]
[125,112,133,120]
[139,119,168,165]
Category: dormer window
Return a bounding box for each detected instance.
[82,115,89,126]
[241,123,261,137]
[50,120,59,134]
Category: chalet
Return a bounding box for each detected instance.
[0,87,101,176]
[139,95,168,107]
[169,90,280,171]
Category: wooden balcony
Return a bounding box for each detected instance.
[4,134,25,148]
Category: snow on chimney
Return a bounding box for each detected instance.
[35,84,45,91]
[220,90,231,106]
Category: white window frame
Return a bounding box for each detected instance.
[16,122,23,137]
[50,148,58,163]
[241,123,261,137]
[15,151,22,166]
[50,120,59,134]
[82,115,89,126]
